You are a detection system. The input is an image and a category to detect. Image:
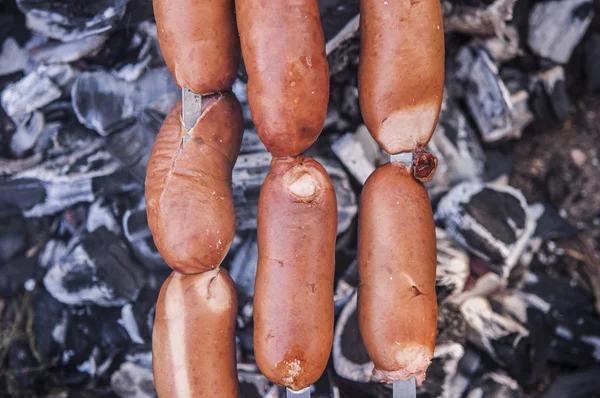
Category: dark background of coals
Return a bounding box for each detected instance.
[1,0,600,397]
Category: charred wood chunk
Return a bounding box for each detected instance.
[435,182,535,277]
[465,372,525,398]
[442,0,517,36]
[528,0,594,64]
[530,66,570,124]
[122,199,168,271]
[43,226,146,307]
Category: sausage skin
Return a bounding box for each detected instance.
[236,0,329,157]
[359,0,444,154]
[357,162,437,385]
[153,269,239,398]
[153,0,240,93]
[145,93,243,274]
[254,156,337,390]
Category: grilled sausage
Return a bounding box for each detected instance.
[153,269,239,397]
[153,0,240,93]
[236,0,329,156]
[357,162,438,385]
[358,0,444,154]
[254,156,337,390]
[145,93,243,275]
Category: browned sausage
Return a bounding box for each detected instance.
[358,0,444,154]
[357,162,438,385]
[236,0,329,157]
[254,156,337,390]
[145,93,243,275]
[153,269,239,398]
[153,0,240,93]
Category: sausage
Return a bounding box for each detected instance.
[153,269,239,398]
[145,92,243,274]
[357,162,437,385]
[153,0,240,93]
[236,0,329,157]
[254,156,337,390]
[358,0,444,154]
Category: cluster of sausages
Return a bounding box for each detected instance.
[145,0,444,395]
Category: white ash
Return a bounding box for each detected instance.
[30,35,108,64]
[119,304,144,344]
[436,228,470,301]
[0,37,28,76]
[1,71,62,119]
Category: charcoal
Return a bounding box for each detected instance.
[111,23,158,83]
[483,26,521,63]
[29,34,107,64]
[71,67,177,136]
[528,0,594,64]
[0,254,39,297]
[124,275,164,344]
[229,231,258,300]
[237,364,277,398]
[584,33,600,93]
[333,293,374,383]
[311,369,339,398]
[1,70,62,120]
[509,90,535,139]
[17,0,129,42]
[532,202,578,240]
[105,109,163,184]
[232,151,270,231]
[459,296,529,367]
[436,228,470,303]
[0,37,27,76]
[0,215,27,262]
[43,227,146,307]
[543,368,600,398]
[530,66,570,124]
[442,0,517,35]
[122,200,167,271]
[435,182,536,277]
[110,352,157,398]
[465,372,524,398]
[10,113,49,156]
[317,155,358,235]
[239,129,267,154]
[333,259,357,315]
[325,15,359,76]
[86,198,119,234]
[419,343,465,398]
[2,140,125,218]
[331,126,379,185]
[32,289,67,361]
[454,45,514,144]
[427,97,486,199]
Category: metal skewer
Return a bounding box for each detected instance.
[286,386,311,398]
[389,152,413,166]
[393,378,416,398]
[182,87,203,132]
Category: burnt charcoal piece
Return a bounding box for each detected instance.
[232,151,271,231]
[1,140,127,218]
[320,0,360,75]
[532,202,578,240]
[0,37,28,76]
[32,289,67,361]
[0,254,39,297]
[427,97,486,199]
[71,67,177,136]
[454,45,513,144]
[317,155,358,235]
[121,275,164,344]
[86,198,120,234]
[419,343,465,398]
[110,351,156,398]
[1,70,62,119]
[16,0,129,42]
[112,22,162,83]
[237,364,277,397]
[483,26,521,63]
[105,109,163,184]
[10,112,49,157]
[442,0,517,35]
[331,126,381,185]
[465,372,525,398]
[0,215,27,262]
[543,368,600,398]
[530,66,570,124]
[528,0,594,64]
[333,293,374,383]
[29,35,108,64]
[436,229,470,303]
[122,200,168,271]
[584,33,600,93]
[460,296,529,367]
[229,232,258,300]
[43,227,146,307]
[435,182,535,277]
